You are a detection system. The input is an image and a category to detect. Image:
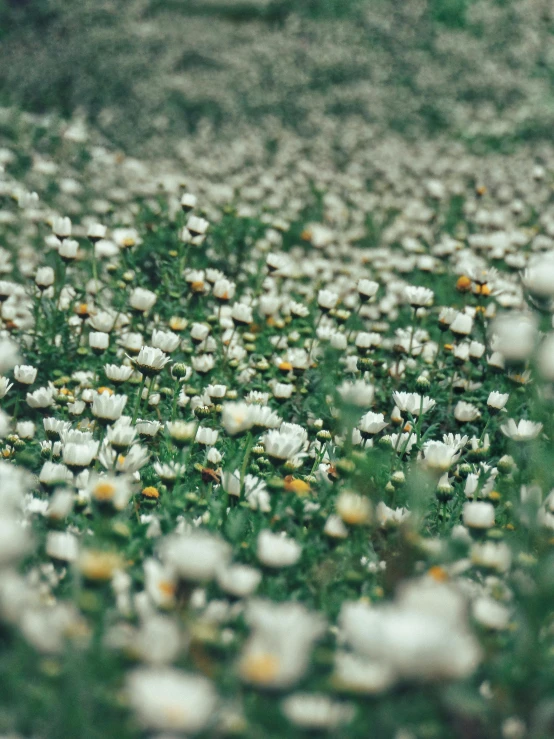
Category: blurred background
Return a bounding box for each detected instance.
[1,0,554,156]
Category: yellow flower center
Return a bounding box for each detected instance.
[340,509,370,525]
[241,653,280,684]
[94,482,116,500]
[169,317,187,331]
[284,477,311,497]
[80,551,122,580]
[163,706,186,727]
[475,283,491,296]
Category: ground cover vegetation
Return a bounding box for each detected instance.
[1,1,554,737]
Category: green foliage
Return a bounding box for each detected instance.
[429,0,472,28]
[1,0,552,153]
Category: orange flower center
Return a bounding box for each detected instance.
[158,580,176,597]
[428,565,449,582]
[456,275,472,292]
[284,476,311,496]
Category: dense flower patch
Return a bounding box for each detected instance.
[0,110,554,737]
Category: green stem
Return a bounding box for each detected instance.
[55,262,68,311]
[179,243,190,282]
[408,308,418,356]
[478,416,491,446]
[415,396,425,446]
[308,312,324,364]
[347,302,363,343]
[174,448,187,491]
[91,243,98,287]
[12,393,20,423]
[171,379,181,422]
[342,413,358,459]
[391,431,403,471]
[131,374,146,425]
[391,423,413,472]
[446,367,457,415]
[143,377,153,413]
[184,424,200,468]
[310,442,327,476]
[240,431,255,495]
[224,326,237,361]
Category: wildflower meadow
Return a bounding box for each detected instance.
[1,2,554,737]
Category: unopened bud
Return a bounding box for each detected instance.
[497,455,516,474]
[415,375,430,391]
